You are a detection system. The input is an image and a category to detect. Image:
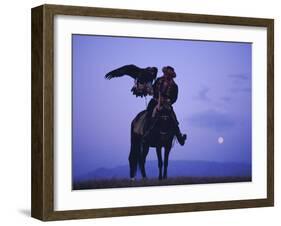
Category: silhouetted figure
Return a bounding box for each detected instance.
[105,64,187,180]
[143,66,186,145]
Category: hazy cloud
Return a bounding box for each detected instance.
[195,87,210,101]
[228,73,251,93]
[228,73,249,81]
[188,109,235,131]
[221,96,231,102]
[230,87,251,93]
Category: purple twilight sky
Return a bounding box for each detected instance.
[72,34,252,179]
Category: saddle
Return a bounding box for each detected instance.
[133,104,173,137]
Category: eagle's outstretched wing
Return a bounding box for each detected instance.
[105,64,158,97]
[105,64,141,80]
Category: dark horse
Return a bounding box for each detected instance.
[129,106,177,180]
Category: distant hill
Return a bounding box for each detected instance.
[74,160,251,182]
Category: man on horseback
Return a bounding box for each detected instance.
[105,64,187,180]
[143,66,187,145]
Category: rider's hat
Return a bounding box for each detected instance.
[162,66,175,73]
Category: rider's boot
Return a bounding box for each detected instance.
[169,110,187,146]
[174,125,187,146]
[176,132,187,146]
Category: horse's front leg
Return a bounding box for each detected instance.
[156,147,163,180]
[163,146,171,179]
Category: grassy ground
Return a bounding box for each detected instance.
[73,176,251,190]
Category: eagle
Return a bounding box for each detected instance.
[105,64,158,97]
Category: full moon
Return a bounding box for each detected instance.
[218,136,224,144]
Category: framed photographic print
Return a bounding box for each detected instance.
[31,4,274,221]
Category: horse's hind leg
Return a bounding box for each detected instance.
[129,148,137,179]
[139,144,149,179]
[163,146,171,179]
[156,147,163,180]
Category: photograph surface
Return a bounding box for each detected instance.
[72,34,252,190]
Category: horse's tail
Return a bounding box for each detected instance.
[128,116,142,178]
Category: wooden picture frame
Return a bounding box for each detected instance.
[31,4,274,221]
